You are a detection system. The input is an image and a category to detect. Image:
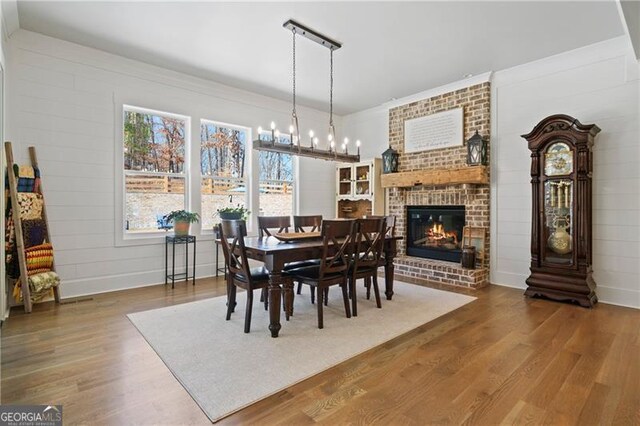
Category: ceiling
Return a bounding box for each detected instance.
[16,1,624,115]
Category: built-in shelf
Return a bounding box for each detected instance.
[380,166,488,188]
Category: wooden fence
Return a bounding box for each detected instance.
[125,175,291,194]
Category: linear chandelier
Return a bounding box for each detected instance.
[253,19,361,162]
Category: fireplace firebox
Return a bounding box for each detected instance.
[406,205,465,262]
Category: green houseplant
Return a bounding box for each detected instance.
[163,210,200,236]
[216,205,250,221]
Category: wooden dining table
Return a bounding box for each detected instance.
[239,234,402,338]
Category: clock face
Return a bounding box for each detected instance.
[544,142,573,176]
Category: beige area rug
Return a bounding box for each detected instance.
[127,280,476,422]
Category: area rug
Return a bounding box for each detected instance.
[127,280,475,422]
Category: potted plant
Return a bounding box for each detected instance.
[216,205,250,221]
[163,210,200,236]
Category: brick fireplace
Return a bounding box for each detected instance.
[387,82,491,289]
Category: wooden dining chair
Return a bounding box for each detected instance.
[220,219,291,333]
[288,220,356,329]
[292,215,323,297]
[365,215,396,237]
[257,216,290,237]
[293,215,323,232]
[349,217,385,316]
[363,215,396,299]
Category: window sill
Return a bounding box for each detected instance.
[116,231,172,247]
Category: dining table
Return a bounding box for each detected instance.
[239,234,402,338]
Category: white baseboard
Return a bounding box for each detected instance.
[59,261,222,299]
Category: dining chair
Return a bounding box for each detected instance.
[349,217,385,316]
[363,215,396,299]
[287,219,356,329]
[220,219,291,333]
[293,215,323,232]
[257,216,290,237]
[292,215,323,297]
[257,215,318,306]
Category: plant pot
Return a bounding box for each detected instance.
[174,220,191,236]
[219,212,243,220]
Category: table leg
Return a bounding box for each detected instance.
[192,239,196,285]
[164,239,168,286]
[185,238,189,283]
[268,271,282,338]
[384,242,397,301]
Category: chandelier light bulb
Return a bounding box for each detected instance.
[328,133,333,142]
[309,130,314,138]
[289,125,294,133]
[344,137,349,145]
[275,129,280,138]
[313,137,318,146]
[258,126,262,135]
[356,140,361,147]
[270,121,276,130]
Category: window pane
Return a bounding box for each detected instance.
[125,174,185,233]
[259,147,294,217]
[124,109,185,173]
[200,121,248,229]
[201,177,247,230]
[200,122,247,177]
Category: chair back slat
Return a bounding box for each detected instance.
[354,218,385,270]
[293,215,323,232]
[319,220,356,279]
[257,216,291,237]
[220,220,252,285]
[365,215,396,237]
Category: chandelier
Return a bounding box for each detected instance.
[253,19,361,162]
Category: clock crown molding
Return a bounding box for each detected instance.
[521,114,601,150]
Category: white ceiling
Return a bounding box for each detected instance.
[16,1,624,115]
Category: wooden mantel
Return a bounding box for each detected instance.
[380,166,488,188]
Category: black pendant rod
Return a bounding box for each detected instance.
[283,19,342,50]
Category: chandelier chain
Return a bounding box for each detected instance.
[292,28,297,119]
[329,47,334,126]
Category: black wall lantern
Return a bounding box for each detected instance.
[382,145,399,174]
[467,130,488,166]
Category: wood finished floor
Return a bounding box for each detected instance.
[1,277,639,425]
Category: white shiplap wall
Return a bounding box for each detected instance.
[5,29,337,298]
[341,37,639,308]
[491,36,640,308]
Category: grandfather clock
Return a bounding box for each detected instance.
[522,114,600,307]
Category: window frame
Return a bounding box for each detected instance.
[199,118,251,235]
[256,131,297,218]
[116,103,191,246]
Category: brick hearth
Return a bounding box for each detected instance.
[388,82,491,289]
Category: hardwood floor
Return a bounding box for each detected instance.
[1,277,639,425]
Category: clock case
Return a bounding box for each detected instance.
[522,114,601,307]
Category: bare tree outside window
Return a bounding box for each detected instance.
[123,107,187,233]
[258,133,294,217]
[201,121,248,230]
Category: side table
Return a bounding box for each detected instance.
[165,235,196,288]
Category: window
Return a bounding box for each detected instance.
[258,133,295,217]
[200,120,248,230]
[123,106,188,233]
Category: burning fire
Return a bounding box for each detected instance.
[427,223,458,244]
